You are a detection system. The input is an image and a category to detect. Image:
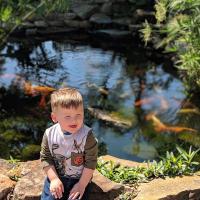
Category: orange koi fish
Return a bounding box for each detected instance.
[134,97,155,106]
[134,96,169,109]
[146,113,197,133]
[24,82,55,107]
[24,82,55,95]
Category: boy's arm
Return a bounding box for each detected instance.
[43,165,59,181]
[78,167,94,187]
[83,130,98,170]
[40,132,64,199]
[40,132,54,169]
[79,130,98,186]
[69,131,98,199]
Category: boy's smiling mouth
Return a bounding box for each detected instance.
[69,125,77,128]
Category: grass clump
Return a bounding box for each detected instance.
[7,156,22,181]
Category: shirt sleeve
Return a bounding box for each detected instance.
[40,131,54,168]
[84,130,98,170]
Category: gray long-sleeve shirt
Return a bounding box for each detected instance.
[40,123,98,178]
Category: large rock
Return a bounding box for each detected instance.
[71,4,98,19]
[46,13,77,21]
[0,158,124,199]
[64,20,90,29]
[90,170,124,200]
[89,13,112,24]
[87,107,133,129]
[63,13,77,20]
[134,175,200,200]
[0,174,16,200]
[13,160,45,200]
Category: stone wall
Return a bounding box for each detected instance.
[18,0,154,39]
[0,155,145,200]
[1,156,200,200]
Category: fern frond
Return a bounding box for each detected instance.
[155,0,167,23]
[140,20,152,46]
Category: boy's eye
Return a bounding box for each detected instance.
[65,116,71,119]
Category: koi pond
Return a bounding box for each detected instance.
[0,34,200,162]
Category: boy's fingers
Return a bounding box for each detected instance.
[53,192,58,199]
[69,192,79,200]
[57,189,61,199]
[68,192,73,199]
[68,193,74,200]
[74,192,80,200]
[61,184,64,193]
[57,187,63,199]
[54,187,62,199]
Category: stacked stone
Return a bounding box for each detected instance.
[19,0,154,38]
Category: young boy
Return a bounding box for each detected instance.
[40,87,98,200]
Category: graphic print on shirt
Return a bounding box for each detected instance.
[52,144,70,176]
[51,135,87,177]
[71,136,86,167]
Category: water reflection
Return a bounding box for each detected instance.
[0,35,200,161]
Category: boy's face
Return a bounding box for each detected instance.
[51,105,84,134]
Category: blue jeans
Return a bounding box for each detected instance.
[41,177,90,200]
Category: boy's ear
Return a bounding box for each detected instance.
[51,112,57,123]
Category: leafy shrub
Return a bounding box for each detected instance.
[97,146,200,184]
[141,0,200,91]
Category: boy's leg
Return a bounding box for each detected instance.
[41,178,55,200]
[61,177,77,199]
[61,177,90,200]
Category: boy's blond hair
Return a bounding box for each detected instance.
[51,87,83,111]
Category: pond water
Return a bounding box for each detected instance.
[0,34,200,162]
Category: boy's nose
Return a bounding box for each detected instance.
[71,117,78,123]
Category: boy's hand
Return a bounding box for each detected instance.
[68,182,85,200]
[50,177,64,199]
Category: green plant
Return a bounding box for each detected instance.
[0,0,70,45]
[8,155,20,164]
[119,191,137,200]
[97,159,147,184]
[141,0,200,91]
[176,146,200,171]
[7,155,21,181]
[97,146,200,184]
